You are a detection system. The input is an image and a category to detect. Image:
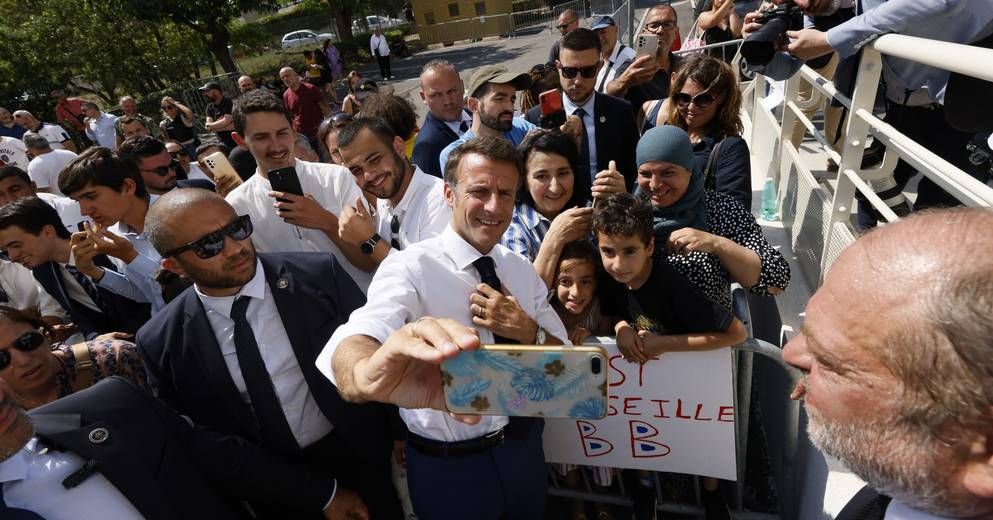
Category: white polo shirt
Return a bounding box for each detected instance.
[27,149,78,195]
[35,123,71,150]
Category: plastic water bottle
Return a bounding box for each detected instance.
[760,178,779,222]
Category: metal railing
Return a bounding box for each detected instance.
[745,35,993,288]
[675,38,744,64]
[509,0,588,36]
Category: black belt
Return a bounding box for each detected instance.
[406,417,535,458]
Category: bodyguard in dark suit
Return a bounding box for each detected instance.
[412,60,472,178]
[525,29,638,197]
[0,197,150,339]
[137,188,401,519]
[0,376,364,519]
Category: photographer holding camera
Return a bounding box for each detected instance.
[742,0,993,226]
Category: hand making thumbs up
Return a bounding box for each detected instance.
[338,196,377,246]
[591,160,626,201]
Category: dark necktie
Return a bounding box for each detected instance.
[230,296,299,454]
[64,265,103,309]
[573,107,592,192]
[0,482,46,519]
[471,256,516,344]
[458,120,469,135]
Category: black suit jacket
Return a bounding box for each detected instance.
[136,252,393,464]
[412,110,469,178]
[33,255,151,339]
[29,377,332,520]
[525,91,639,196]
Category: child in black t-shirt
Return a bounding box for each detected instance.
[592,192,746,363]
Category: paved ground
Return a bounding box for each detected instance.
[348,0,695,121]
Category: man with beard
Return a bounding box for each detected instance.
[201,82,237,149]
[238,75,257,93]
[0,107,27,139]
[137,188,402,519]
[524,28,637,195]
[784,207,993,520]
[0,376,366,519]
[412,60,472,178]
[438,65,535,174]
[336,117,451,268]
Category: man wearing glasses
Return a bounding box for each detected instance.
[547,8,581,66]
[138,188,402,519]
[525,28,638,195]
[607,4,684,113]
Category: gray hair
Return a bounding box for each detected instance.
[21,132,50,151]
[118,96,135,105]
[12,110,33,119]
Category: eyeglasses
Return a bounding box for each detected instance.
[0,331,46,371]
[645,20,677,32]
[559,64,599,79]
[162,215,253,259]
[141,159,180,177]
[161,105,176,110]
[556,19,577,30]
[390,215,401,250]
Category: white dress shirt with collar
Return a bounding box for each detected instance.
[56,261,100,313]
[370,34,391,56]
[317,225,569,442]
[563,93,598,178]
[97,195,166,312]
[885,500,951,520]
[442,111,473,138]
[225,159,372,293]
[595,41,636,93]
[375,166,451,252]
[0,438,144,519]
[196,259,333,448]
[0,260,66,319]
[85,113,118,149]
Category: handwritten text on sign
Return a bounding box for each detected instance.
[542,341,737,480]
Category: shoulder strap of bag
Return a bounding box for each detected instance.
[703,137,726,187]
[70,342,94,393]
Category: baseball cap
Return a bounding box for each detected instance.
[465,65,532,99]
[198,81,222,92]
[590,15,616,30]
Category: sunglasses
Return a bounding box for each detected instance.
[141,159,180,177]
[559,64,599,79]
[330,112,353,128]
[161,105,176,110]
[555,19,577,30]
[163,215,253,259]
[0,331,46,371]
[390,215,401,250]
[673,77,722,109]
[645,20,677,32]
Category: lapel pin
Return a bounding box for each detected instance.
[599,116,606,123]
[276,278,289,289]
[88,427,109,444]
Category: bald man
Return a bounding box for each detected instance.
[785,207,993,520]
[238,75,257,93]
[547,8,581,65]
[279,66,331,150]
[413,59,471,178]
[12,110,76,152]
[138,188,402,519]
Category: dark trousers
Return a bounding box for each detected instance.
[858,103,977,228]
[405,420,547,520]
[303,430,404,520]
[376,54,392,78]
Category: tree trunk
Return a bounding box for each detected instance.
[207,25,238,74]
[334,6,355,41]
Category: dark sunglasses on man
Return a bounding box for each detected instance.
[141,159,181,177]
[0,331,46,371]
[162,214,253,259]
[558,62,600,79]
[555,18,577,30]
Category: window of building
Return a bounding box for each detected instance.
[424,11,436,24]
[474,1,486,15]
[448,3,460,16]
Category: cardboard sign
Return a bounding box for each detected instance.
[542,340,737,480]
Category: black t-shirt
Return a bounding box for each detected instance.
[206,97,235,146]
[162,113,197,143]
[602,254,733,335]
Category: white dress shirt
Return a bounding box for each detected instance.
[225,159,372,292]
[375,167,450,251]
[85,113,118,149]
[56,261,100,313]
[0,260,66,319]
[196,259,333,448]
[595,41,636,93]
[28,149,78,195]
[442,111,473,138]
[370,34,390,56]
[563,93,598,179]
[317,225,569,442]
[885,500,950,520]
[0,438,144,519]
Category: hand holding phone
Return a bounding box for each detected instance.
[538,89,567,129]
[268,166,304,202]
[635,33,659,58]
[200,151,243,196]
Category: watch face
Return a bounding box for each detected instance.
[360,242,373,255]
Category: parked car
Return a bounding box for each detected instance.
[352,15,404,33]
[281,30,334,49]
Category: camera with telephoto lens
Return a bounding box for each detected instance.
[740,1,805,67]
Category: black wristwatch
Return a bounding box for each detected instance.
[360,233,381,255]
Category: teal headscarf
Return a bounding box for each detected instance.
[635,126,709,240]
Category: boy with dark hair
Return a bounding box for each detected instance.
[59,146,168,311]
[0,165,86,232]
[0,196,150,337]
[226,89,375,292]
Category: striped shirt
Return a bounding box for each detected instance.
[501,202,551,261]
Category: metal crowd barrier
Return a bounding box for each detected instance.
[510,0,588,37]
[746,34,993,288]
[546,286,799,519]
[674,38,744,64]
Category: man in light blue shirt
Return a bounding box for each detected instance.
[439,65,537,173]
[81,102,118,150]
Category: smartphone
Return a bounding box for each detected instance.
[200,151,243,188]
[441,345,608,419]
[538,89,567,129]
[635,33,659,58]
[76,222,86,232]
[268,166,304,202]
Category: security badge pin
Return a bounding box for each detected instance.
[276,278,289,289]
[88,427,110,444]
[599,116,606,123]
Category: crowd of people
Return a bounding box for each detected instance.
[0,2,990,520]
